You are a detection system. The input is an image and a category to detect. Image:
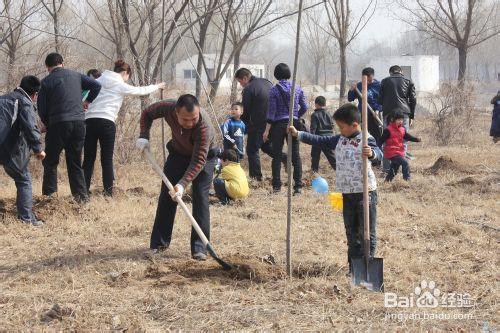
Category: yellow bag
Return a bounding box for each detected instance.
[328,192,343,212]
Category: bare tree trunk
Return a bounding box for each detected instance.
[53,2,60,52]
[313,59,320,85]
[458,46,467,86]
[339,42,347,103]
[230,47,241,103]
[323,55,327,89]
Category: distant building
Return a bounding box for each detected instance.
[369,55,440,93]
[174,54,265,93]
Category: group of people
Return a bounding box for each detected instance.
[0,53,166,226]
[3,51,493,272]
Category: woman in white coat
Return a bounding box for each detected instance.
[83,60,166,196]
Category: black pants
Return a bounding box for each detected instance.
[310,144,336,172]
[213,177,230,204]
[386,155,410,181]
[83,118,117,196]
[150,144,216,254]
[246,125,286,180]
[270,120,302,190]
[342,191,377,267]
[42,121,88,201]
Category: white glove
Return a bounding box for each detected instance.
[136,138,150,152]
[169,184,184,200]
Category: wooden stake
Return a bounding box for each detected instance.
[160,0,166,161]
[286,0,304,277]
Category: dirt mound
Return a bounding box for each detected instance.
[144,254,286,285]
[424,156,473,175]
[33,196,82,220]
[447,172,500,193]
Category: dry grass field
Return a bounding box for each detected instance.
[0,115,498,331]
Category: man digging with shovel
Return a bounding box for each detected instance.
[136,94,216,260]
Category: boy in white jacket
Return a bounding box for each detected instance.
[83,60,165,196]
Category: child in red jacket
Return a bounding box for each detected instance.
[380,111,421,181]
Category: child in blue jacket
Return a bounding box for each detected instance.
[221,102,246,158]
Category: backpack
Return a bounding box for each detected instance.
[0,98,18,146]
[0,97,30,173]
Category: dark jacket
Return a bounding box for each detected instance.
[378,73,416,119]
[491,93,500,137]
[0,88,42,170]
[310,108,334,136]
[347,80,382,112]
[240,75,273,132]
[38,67,101,126]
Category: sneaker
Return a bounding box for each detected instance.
[293,188,302,196]
[272,187,281,194]
[192,252,207,261]
[21,218,44,227]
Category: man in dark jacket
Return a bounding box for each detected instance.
[0,76,46,226]
[348,67,383,145]
[378,65,417,125]
[235,68,286,181]
[38,52,101,202]
[310,96,336,172]
[378,65,417,171]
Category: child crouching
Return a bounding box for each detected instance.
[289,103,382,273]
[213,148,249,204]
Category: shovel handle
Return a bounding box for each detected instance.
[361,76,370,252]
[355,87,383,126]
[143,148,210,247]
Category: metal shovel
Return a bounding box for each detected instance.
[143,148,233,271]
[351,75,384,292]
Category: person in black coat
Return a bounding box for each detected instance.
[37,53,101,202]
[491,90,500,143]
[234,68,286,181]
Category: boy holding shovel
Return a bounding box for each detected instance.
[288,103,382,274]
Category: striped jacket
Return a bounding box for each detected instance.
[140,100,215,188]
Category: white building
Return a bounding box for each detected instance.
[174,54,266,93]
[369,55,440,93]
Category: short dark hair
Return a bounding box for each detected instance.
[314,96,326,107]
[234,68,252,79]
[389,111,405,122]
[231,102,243,109]
[333,103,360,125]
[19,75,41,96]
[274,63,291,80]
[176,94,200,113]
[45,53,63,67]
[222,148,239,163]
[362,67,374,76]
[389,65,402,74]
[87,69,101,79]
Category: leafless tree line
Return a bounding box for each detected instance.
[0,0,498,103]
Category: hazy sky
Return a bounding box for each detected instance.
[270,0,410,50]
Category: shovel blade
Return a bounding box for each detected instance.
[206,243,233,271]
[351,257,384,292]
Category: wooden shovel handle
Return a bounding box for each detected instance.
[361,76,370,247]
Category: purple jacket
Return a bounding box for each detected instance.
[267,80,308,123]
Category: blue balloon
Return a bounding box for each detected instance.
[312,176,329,194]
